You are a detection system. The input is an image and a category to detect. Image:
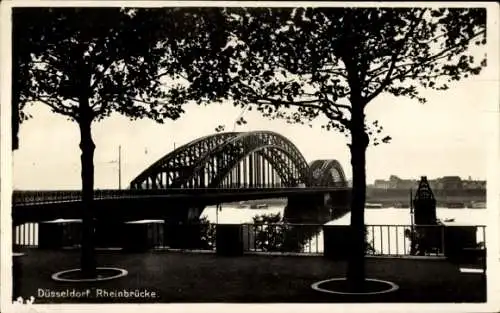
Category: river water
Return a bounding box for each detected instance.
[202,204,488,226]
[202,205,488,255]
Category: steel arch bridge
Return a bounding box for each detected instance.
[130,131,347,190]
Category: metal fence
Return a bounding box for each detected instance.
[13,223,38,248]
[149,222,217,251]
[12,221,486,261]
[366,224,443,256]
[239,223,486,257]
[241,223,323,254]
[367,224,485,257]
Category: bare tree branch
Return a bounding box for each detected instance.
[388,33,485,83]
[364,9,427,103]
[365,28,486,98]
[34,95,77,117]
[91,99,108,116]
[323,107,350,127]
[365,58,393,78]
[256,97,322,107]
[256,96,351,127]
[330,102,351,111]
[90,59,116,90]
[318,68,349,79]
[129,96,172,107]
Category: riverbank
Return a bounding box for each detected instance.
[222,198,486,209]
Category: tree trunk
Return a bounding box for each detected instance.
[78,103,96,277]
[346,103,369,290]
[12,78,20,151]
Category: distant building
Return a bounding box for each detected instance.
[389,175,416,189]
[373,179,390,189]
[438,176,463,190]
[372,175,485,190]
[373,175,416,189]
[461,179,486,189]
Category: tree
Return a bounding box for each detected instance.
[252,213,288,252]
[191,7,487,289]
[11,9,48,150]
[13,7,229,277]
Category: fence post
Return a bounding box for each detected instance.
[323,225,351,260]
[122,220,164,252]
[12,225,18,251]
[482,226,487,281]
[242,224,255,251]
[216,224,244,256]
[441,225,446,256]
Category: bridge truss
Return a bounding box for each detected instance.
[130,131,347,190]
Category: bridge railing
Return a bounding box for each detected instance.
[12,190,157,205]
[12,187,349,206]
[12,190,80,205]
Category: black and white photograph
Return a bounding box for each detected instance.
[1,1,499,311]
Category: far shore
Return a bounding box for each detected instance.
[221,198,486,209]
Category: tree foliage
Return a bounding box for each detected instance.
[199,216,217,249]
[15,7,230,125]
[251,213,375,254]
[11,9,47,149]
[194,7,486,144]
[181,7,487,287]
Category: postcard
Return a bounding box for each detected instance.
[1,1,499,313]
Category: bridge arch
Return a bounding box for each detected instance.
[309,159,348,187]
[176,131,311,188]
[129,132,240,189]
[130,131,347,189]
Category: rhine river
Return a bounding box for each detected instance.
[202,204,488,255]
[202,204,488,226]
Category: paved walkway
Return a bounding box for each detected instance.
[14,250,486,303]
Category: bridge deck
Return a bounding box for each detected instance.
[12,188,351,224]
[12,187,349,206]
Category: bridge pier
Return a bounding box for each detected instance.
[284,193,331,224]
[284,191,350,224]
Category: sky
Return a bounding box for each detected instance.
[12,66,496,190]
[8,4,497,190]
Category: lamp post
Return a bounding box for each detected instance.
[118,145,122,190]
[410,188,416,255]
[106,145,122,189]
[410,188,414,228]
[216,203,221,224]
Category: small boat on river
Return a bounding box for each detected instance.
[365,203,383,209]
[470,201,486,209]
